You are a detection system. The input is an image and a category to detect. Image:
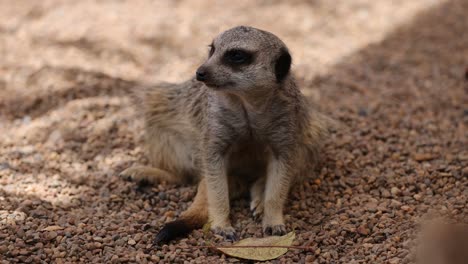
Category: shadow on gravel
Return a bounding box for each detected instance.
[311,0,467,116]
[314,0,467,176]
[0,66,137,120]
[308,0,467,262]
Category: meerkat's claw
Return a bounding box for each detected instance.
[212,226,238,241]
[119,166,178,185]
[225,232,238,242]
[250,200,264,222]
[263,224,287,236]
[120,172,132,182]
[119,167,141,182]
[119,167,154,189]
[250,177,265,222]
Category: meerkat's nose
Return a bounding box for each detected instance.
[196,68,208,81]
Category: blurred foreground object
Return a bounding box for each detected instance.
[417,219,468,264]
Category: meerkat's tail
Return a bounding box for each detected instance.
[154,179,208,244]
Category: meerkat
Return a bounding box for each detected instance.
[120,26,329,244]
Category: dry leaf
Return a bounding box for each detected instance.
[217,232,295,261]
[202,221,212,236]
[42,225,64,231]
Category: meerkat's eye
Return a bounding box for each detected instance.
[208,44,215,57]
[223,49,252,65]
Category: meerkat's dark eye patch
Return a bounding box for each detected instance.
[208,43,215,57]
[222,49,253,66]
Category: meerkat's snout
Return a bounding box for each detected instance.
[195,64,221,88]
[195,67,208,82]
[195,63,234,89]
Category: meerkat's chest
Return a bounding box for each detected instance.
[217,107,275,143]
[206,94,290,144]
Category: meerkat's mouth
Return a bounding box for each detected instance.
[204,83,223,89]
[203,81,234,89]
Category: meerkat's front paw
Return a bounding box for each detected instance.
[262,213,287,236]
[212,225,238,241]
[263,224,287,236]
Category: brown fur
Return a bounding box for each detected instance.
[120,26,329,243]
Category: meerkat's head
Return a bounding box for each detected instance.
[195,26,292,92]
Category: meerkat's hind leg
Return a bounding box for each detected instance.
[250,177,265,221]
[119,166,182,186]
[121,120,198,186]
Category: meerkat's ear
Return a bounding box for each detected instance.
[275,48,292,83]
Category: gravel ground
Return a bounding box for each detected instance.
[0,0,467,263]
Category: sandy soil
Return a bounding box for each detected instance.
[0,0,467,263]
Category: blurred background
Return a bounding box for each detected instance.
[1,0,464,82]
[0,0,466,263]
